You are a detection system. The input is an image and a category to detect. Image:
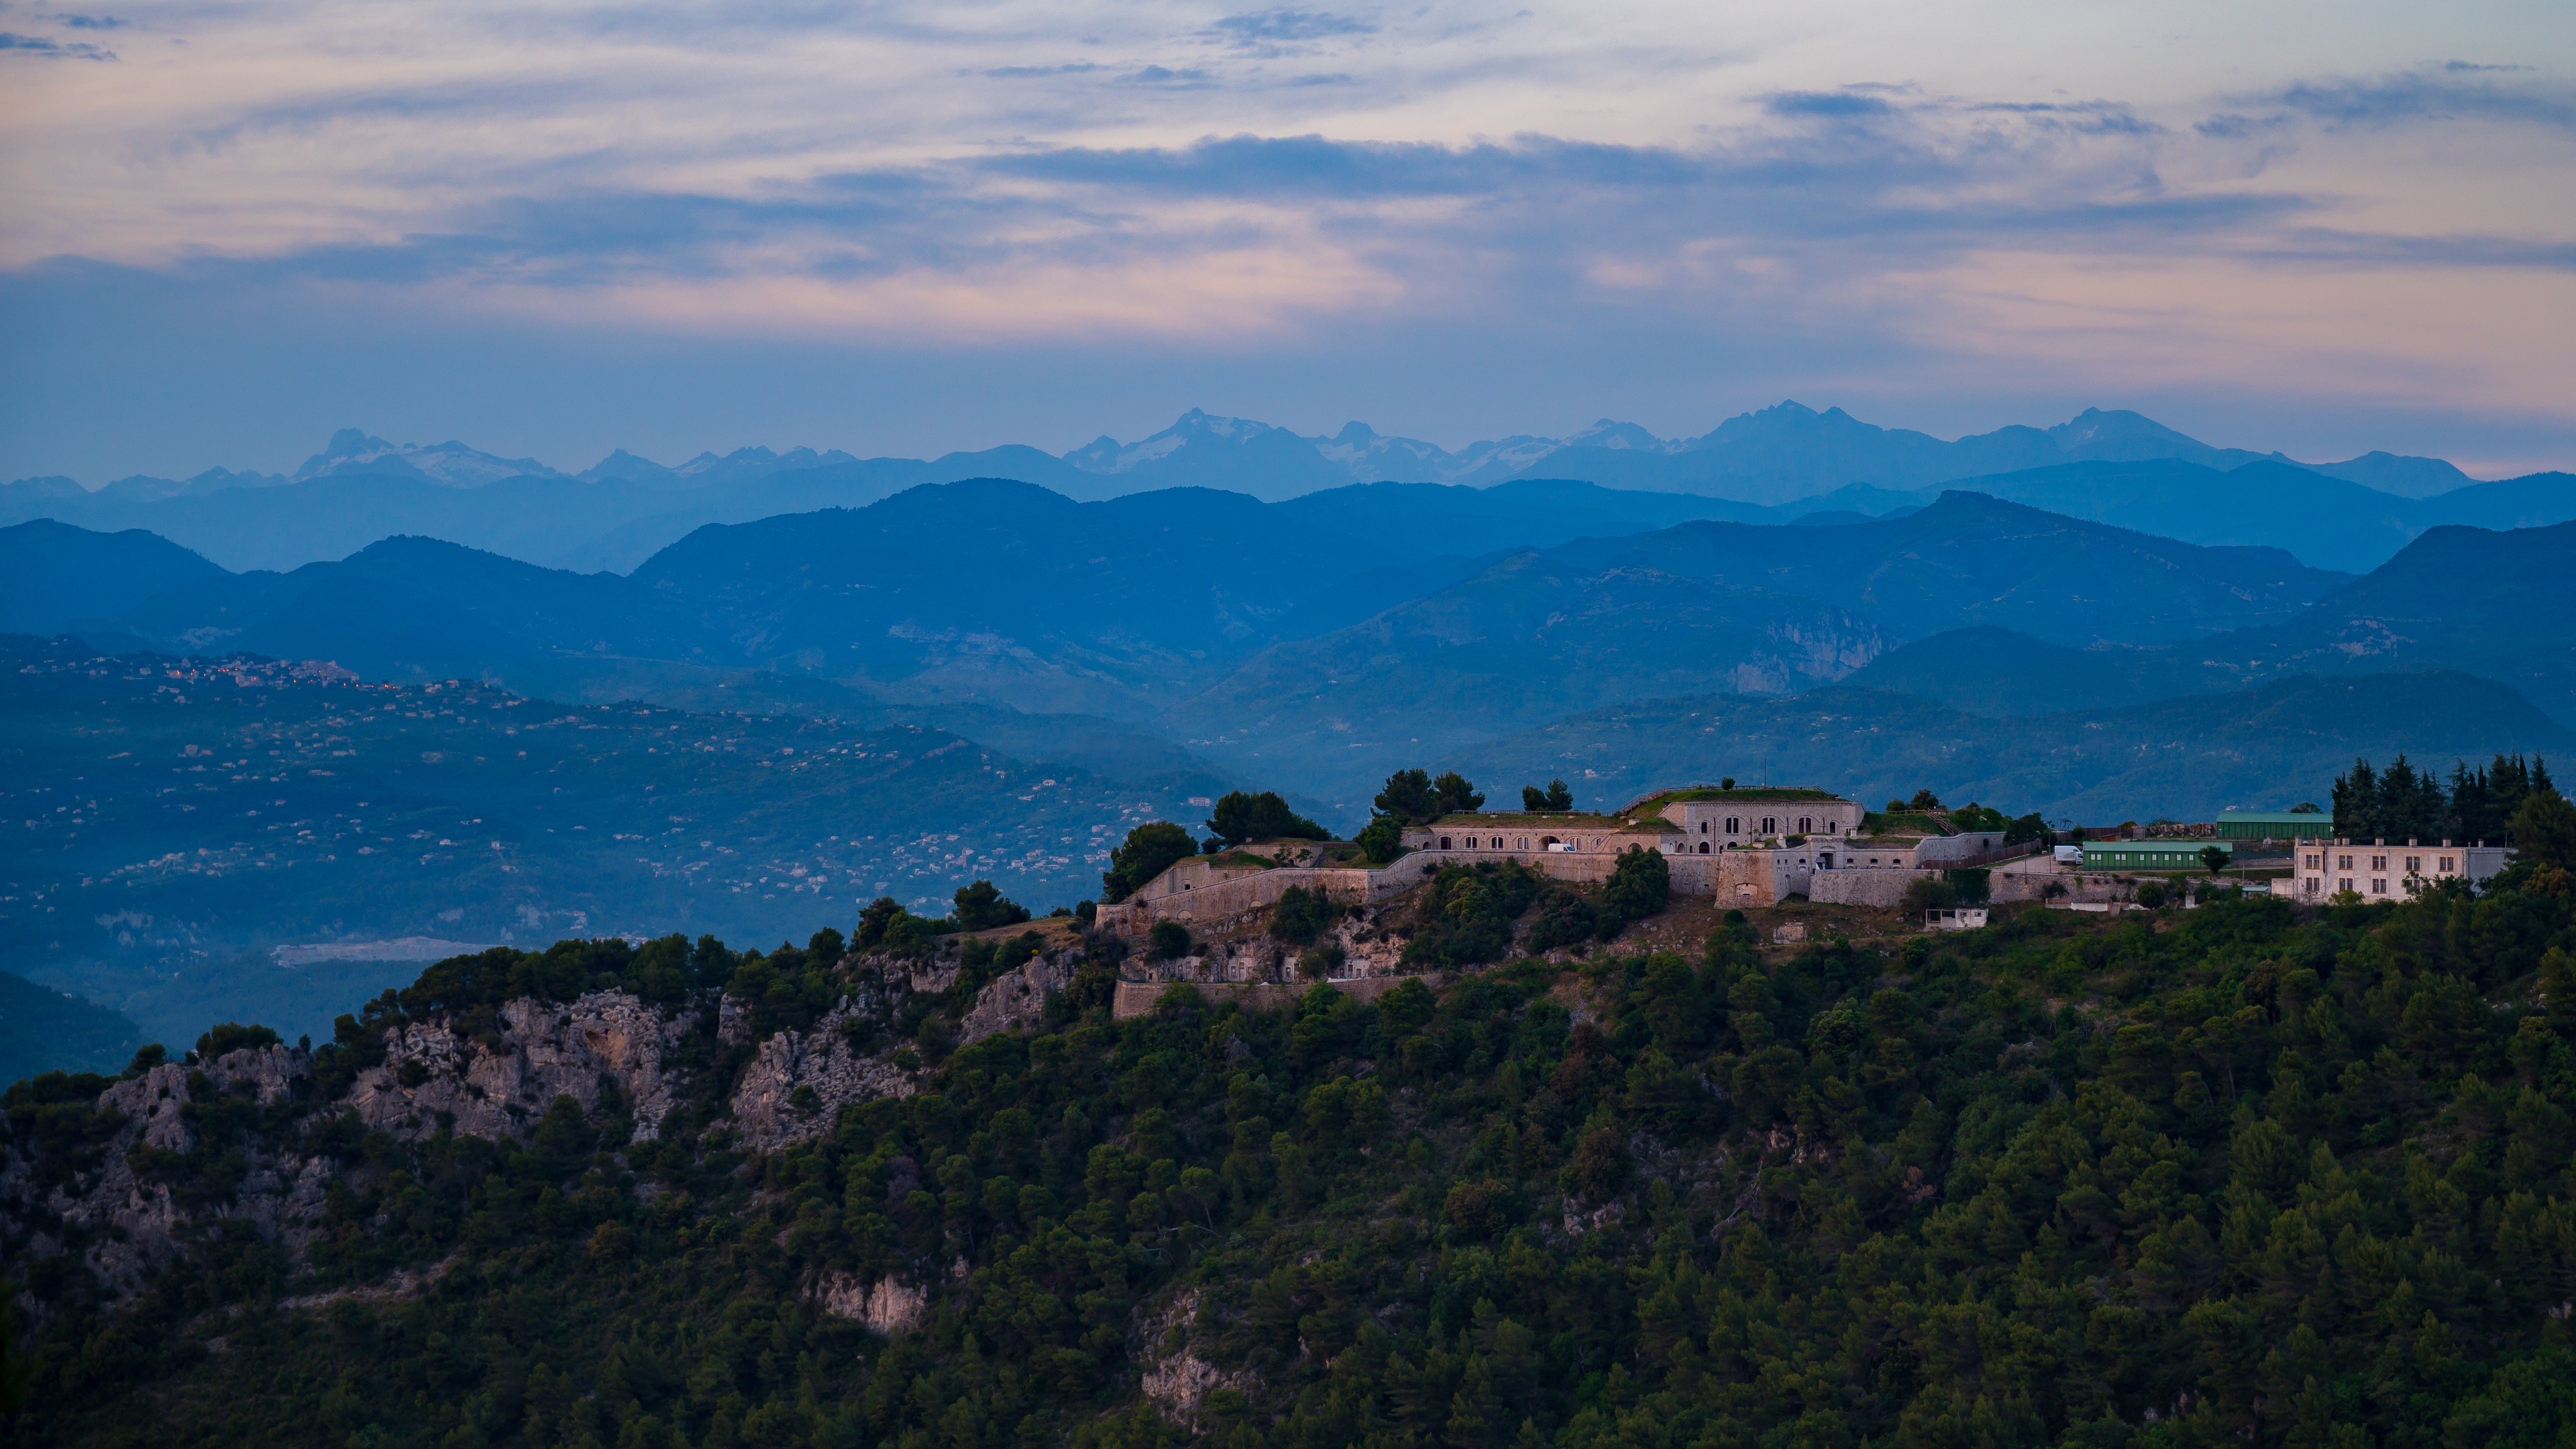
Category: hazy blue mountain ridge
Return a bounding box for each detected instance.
[1838,518,2576,728]
[1554,491,2349,645]
[1848,458,2576,573]
[0,518,229,635]
[1451,670,2570,823]
[11,402,2533,574]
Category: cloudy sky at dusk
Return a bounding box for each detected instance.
[2,0,2571,482]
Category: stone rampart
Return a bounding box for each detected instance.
[1809,869,1927,908]
[1099,864,1402,936]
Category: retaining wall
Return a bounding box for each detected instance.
[1809,869,1927,908]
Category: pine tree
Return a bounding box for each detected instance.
[2452,761,2497,844]
[2332,758,2380,839]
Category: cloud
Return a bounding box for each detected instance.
[1117,64,1215,87]
[1211,8,1374,52]
[0,29,113,57]
[1763,91,1894,119]
[2254,67,2576,131]
[58,14,124,28]
[983,62,1099,79]
[2,0,2570,479]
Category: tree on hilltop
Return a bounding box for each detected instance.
[1432,772,1483,816]
[1204,790,1327,847]
[1102,821,1196,903]
[951,880,1031,932]
[1374,768,1439,823]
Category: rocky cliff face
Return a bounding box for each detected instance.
[0,947,1074,1305]
[350,990,693,1145]
[7,1045,334,1300]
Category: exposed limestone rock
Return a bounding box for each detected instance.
[1136,1291,1254,1430]
[97,1062,198,1154]
[204,1044,308,1106]
[350,990,690,1145]
[811,1271,929,1335]
[16,1048,325,1301]
[729,1007,915,1153]
[955,948,1079,1045]
[2,942,1104,1309]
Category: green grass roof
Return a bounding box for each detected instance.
[1623,785,1845,813]
[1421,812,1610,828]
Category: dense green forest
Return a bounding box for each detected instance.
[9,849,2576,1448]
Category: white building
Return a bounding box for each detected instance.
[2288,837,2510,902]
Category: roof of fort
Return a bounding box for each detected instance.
[1620,785,1847,813]
[1414,812,1617,828]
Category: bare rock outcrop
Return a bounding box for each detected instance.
[956,948,1079,1044]
[1136,1290,1254,1430]
[14,1046,326,1301]
[350,990,690,1144]
[729,1007,916,1153]
[811,1271,930,1335]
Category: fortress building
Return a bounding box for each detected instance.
[1096,783,2042,934]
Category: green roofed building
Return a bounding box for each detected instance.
[2215,811,2335,841]
[2084,838,2231,871]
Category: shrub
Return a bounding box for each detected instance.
[194,1023,282,1062]
[1523,888,1599,953]
[1150,921,1193,959]
[1296,944,1345,979]
[1901,876,1959,914]
[1271,885,1338,944]
[1563,1121,1628,1199]
[1442,1178,1512,1238]
[1355,816,1408,865]
[1601,846,1670,925]
[2134,881,2169,909]
[1404,863,1544,968]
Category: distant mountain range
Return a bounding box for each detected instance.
[10,403,2561,577]
[1843,518,2576,730]
[15,480,2569,814]
[1450,671,2571,823]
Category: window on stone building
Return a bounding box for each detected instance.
[2337,854,2353,870]
[2370,855,2387,871]
[1439,837,1451,850]
[2440,856,2455,872]
[1698,842,1709,853]
[2371,878,2387,894]
[1725,817,1739,832]
[2404,856,2421,873]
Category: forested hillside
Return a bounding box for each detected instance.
[8,847,2576,1447]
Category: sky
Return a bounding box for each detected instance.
[2,0,2573,482]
